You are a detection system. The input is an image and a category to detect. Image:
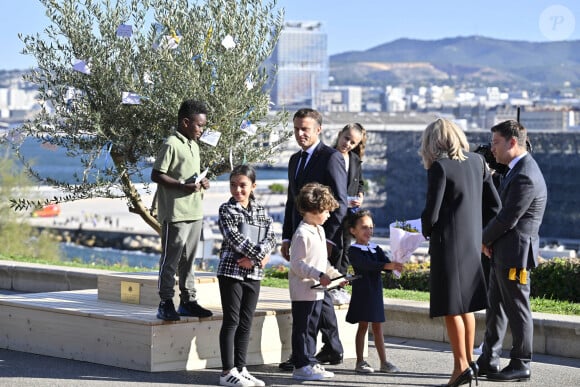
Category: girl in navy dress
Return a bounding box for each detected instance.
[346,210,404,374]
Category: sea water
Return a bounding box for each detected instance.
[61,243,288,270]
[4,136,290,266]
[7,136,289,184]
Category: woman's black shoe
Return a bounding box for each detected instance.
[469,361,479,386]
[441,367,474,387]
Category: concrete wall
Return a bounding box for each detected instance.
[0,260,113,292]
[2,260,579,360]
[367,130,580,244]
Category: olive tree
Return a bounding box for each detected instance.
[10,0,289,234]
[0,153,61,261]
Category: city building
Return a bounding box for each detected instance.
[0,71,39,123]
[266,21,329,111]
[487,106,580,131]
[385,86,407,112]
[317,86,362,112]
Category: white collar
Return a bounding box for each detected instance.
[508,151,527,171]
[301,140,320,156]
[352,242,378,253]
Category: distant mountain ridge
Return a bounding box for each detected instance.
[329,36,580,88]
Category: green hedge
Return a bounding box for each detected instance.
[383,262,430,292]
[266,258,580,304]
[531,257,580,303]
[382,258,580,303]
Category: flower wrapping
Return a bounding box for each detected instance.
[389,218,425,278]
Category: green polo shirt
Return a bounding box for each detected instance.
[153,130,204,223]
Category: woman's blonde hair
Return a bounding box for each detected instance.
[419,118,469,169]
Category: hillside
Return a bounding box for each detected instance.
[330,36,580,88]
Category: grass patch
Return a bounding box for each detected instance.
[2,256,579,316]
[261,277,288,289]
[260,274,579,315]
[383,288,430,302]
[531,296,580,315]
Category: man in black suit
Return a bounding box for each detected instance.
[279,108,348,370]
[477,120,547,382]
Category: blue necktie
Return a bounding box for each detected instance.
[499,167,511,191]
[295,151,308,180]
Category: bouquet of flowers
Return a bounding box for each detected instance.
[389,219,426,278]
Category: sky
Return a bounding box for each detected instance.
[1,0,579,70]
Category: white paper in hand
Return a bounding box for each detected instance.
[195,167,208,184]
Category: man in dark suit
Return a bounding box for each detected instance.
[279,108,348,370]
[477,120,547,382]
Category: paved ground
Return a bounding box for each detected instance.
[1,336,579,386]
[12,187,580,386]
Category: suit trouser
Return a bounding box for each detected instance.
[481,263,533,364]
[333,228,351,275]
[158,220,202,302]
[318,291,344,354]
[291,299,323,368]
[321,248,345,354]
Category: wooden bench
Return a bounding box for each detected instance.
[0,272,363,372]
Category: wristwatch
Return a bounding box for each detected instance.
[178,179,185,189]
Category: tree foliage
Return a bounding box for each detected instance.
[9,0,290,234]
[0,152,61,261]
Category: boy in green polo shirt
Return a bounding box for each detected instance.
[151,99,213,321]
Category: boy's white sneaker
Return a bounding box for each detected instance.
[293,364,334,380]
[240,366,265,386]
[219,368,253,387]
[313,363,335,378]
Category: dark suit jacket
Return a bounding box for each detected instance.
[346,152,364,197]
[282,141,348,248]
[483,153,547,269]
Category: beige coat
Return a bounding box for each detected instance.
[289,221,342,301]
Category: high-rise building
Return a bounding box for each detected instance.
[267,21,329,110]
[317,86,362,112]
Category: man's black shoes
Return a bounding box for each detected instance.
[486,359,531,382]
[157,299,181,321]
[475,357,501,376]
[278,356,294,371]
[178,300,213,318]
[315,349,343,365]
